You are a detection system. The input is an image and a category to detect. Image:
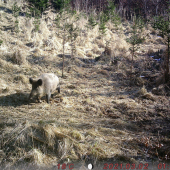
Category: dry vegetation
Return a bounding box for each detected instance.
[0,0,170,169]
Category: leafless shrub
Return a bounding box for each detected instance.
[136,86,155,100]
[104,45,112,56]
[156,74,166,87]
[11,50,26,65]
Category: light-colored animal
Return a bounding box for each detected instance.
[29,73,60,103]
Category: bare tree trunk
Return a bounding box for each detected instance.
[62,36,65,78]
[152,0,160,16]
[165,2,170,82]
[62,0,66,78]
[85,0,88,13]
[74,0,80,11]
[156,0,159,15]
[131,45,134,73]
[128,0,131,20]
[165,35,170,82]
[119,0,124,18]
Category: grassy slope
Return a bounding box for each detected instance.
[0,0,170,169]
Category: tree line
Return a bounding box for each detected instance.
[26,0,169,19]
[18,0,170,82]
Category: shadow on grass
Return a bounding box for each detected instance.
[0,92,30,107]
[0,6,12,14]
[0,92,62,106]
[0,6,25,16]
[57,54,101,67]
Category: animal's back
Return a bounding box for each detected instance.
[38,73,59,94]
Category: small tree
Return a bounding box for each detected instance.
[126,17,145,73]
[33,8,41,32]
[56,12,67,77]
[99,12,108,36]
[27,0,48,13]
[0,40,3,46]
[25,2,42,33]
[152,12,170,83]
[86,14,98,30]
[104,0,121,28]
[52,0,71,10]
[66,23,79,58]
[55,0,74,77]
[12,2,20,33]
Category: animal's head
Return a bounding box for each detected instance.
[29,78,43,98]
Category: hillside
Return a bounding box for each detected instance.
[0,1,170,169]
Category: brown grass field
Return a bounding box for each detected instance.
[0,0,170,169]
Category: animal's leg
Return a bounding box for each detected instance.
[46,93,51,103]
[57,86,60,93]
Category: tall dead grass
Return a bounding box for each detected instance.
[0,121,111,167]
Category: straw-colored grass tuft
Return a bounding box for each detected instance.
[13,74,28,84]
[11,50,27,65]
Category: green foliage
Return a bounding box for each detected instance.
[12,2,20,18]
[126,17,145,52]
[153,16,170,38]
[26,6,41,32]
[87,14,97,30]
[127,35,144,53]
[104,0,116,19]
[66,23,78,40]
[54,2,78,77]
[33,19,41,32]
[27,0,71,12]
[53,0,71,11]
[25,2,41,18]
[54,0,63,10]
[31,7,41,18]
[111,14,121,27]
[152,10,170,82]
[14,19,19,33]
[27,0,48,13]
[12,2,21,33]
[126,17,145,72]
[55,12,79,50]
[66,23,79,57]
[55,12,69,34]
[0,40,3,46]
[99,12,108,36]
[55,14,61,28]
[100,11,109,23]
[104,0,121,27]
[99,1,121,35]
[99,22,107,35]
[26,3,41,32]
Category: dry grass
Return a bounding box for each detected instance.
[11,50,27,65]
[0,1,169,169]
